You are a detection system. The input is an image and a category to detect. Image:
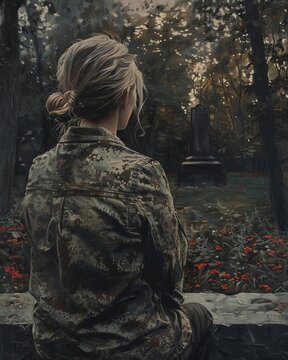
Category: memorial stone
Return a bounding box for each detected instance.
[177,104,227,186]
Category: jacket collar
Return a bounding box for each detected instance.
[58,126,126,146]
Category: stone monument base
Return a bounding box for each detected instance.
[177,156,227,186]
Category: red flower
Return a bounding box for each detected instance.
[263,234,273,239]
[220,284,229,290]
[215,260,222,266]
[4,265,23,279]
[195,284,201,288]
[194,263,207,270]
[222,272,231,279]
[241,273,250,281]
[243,246,253,254]
[215,245,223,251]
[210,269,219,275]
[208,278,216,283]
[267,250,275,257]
[259,284,272,292]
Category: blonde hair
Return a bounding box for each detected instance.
[46,32,146,136]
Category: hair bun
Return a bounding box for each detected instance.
[46,90,77,117]
[63,90,77,107]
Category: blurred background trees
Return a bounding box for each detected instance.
[15,0,288,168]
[0,0,26,215]
[1,0,288,228]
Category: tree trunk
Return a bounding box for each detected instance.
[0,0,24,216]
[245,0,288,231]
[24,2,44,92]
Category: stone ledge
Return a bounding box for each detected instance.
[1,292,286,326]
[0,292,34,325]
[0,292,287,360]
[183,292,288,325]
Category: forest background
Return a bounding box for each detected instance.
[0,0,288,294]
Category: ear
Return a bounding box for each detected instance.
[120,87,131,108]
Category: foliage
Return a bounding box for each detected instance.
[16,0,288,171]
[0,223,29,293]
[178,202,288,294]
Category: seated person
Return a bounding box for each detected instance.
[20,31,213,360]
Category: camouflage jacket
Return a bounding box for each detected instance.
[20,126,192,360]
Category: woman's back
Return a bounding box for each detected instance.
[21,125,191,359]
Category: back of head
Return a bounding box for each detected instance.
[46,32,146,132]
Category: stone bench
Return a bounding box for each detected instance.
[0,292,287,359]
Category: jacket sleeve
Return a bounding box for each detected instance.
[134,159,188,306]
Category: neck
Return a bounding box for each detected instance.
[79,110,119,135]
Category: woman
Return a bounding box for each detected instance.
[20,32,213,360]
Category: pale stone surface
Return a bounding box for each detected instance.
[0,292,35,325]
[183,292,288,325]
[0,292,287,326]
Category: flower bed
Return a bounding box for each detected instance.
[180,208,288,294]
[0,222,29,293]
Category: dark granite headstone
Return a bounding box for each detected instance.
[190,105,211,156]
[177,104,227,186]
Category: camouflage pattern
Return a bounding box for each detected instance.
[20,126,192,360]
